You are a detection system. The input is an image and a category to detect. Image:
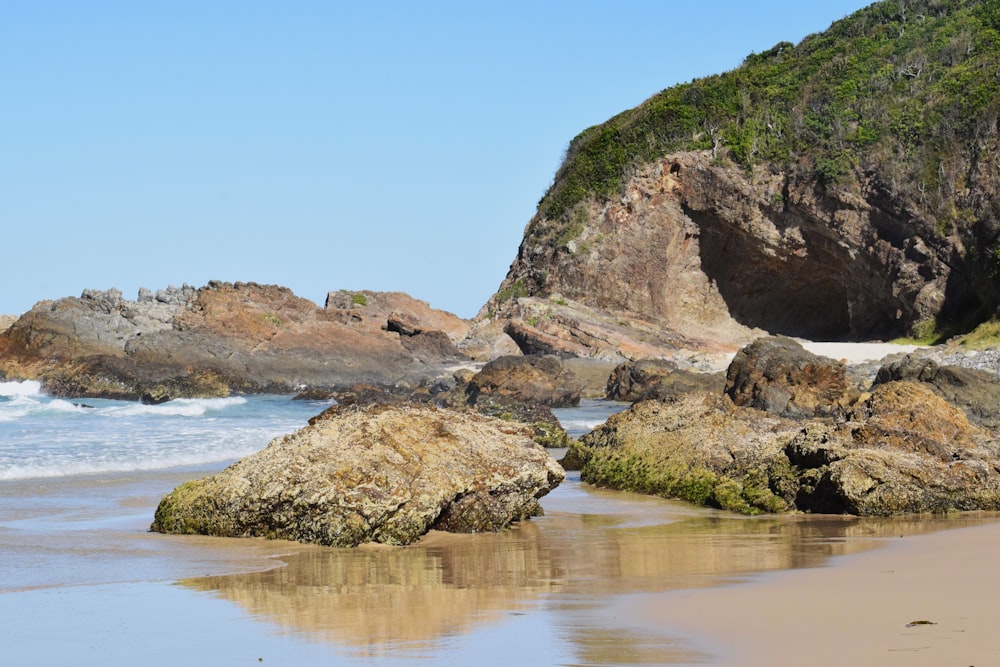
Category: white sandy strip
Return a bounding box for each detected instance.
[797,340,924,364]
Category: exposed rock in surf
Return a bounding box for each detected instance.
[151,403,565,547]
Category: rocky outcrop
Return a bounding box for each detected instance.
[725,337,853,418]
[574,380,1000,516]
[571,336,1000,516]
[789,382,1000,515]
[481,2,1000,355]
[463,355,583,408]
[606,358,724,402]
[0,282,470,399]
[151,403,565,546]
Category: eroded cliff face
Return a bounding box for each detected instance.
[484,151,979,357]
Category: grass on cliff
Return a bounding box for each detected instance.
[957,318,1000,347]
[537,0,1000,269]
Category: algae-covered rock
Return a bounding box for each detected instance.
[577,395,800,514]
[576,381,1000,516]
[152,403,565,546]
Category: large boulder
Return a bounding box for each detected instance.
[606,358,725,402]
[151,403,565,546]
[575,395,800,514]
[725,337,852,418]
[464,355,583,408]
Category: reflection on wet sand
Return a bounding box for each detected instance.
[182,476,1000,663]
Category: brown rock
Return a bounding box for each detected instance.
[151,403,565,546]
[465,355,583,408]
[0,282,470,399]
[725,337,852,418]
[787,382,1000,515]
[607,358,725,402]
[874,354,1000,429]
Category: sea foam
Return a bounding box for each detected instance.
[0,380,42,397]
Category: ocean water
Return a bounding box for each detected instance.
[0,381,327,481]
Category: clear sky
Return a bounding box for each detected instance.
[2,1,872,318]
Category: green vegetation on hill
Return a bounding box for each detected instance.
[539,0,1000,252]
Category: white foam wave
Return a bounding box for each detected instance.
[0,445,259,481]
[0,380,42,397]
[103,396,248,418]
[0,396,89,421]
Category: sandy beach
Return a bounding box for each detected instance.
[643,518,1000,665]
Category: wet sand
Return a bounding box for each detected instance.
[642,518,1000,665]
[3,468,999,665]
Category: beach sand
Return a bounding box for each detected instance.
[642,519,1000,665]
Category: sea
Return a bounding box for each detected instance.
[1,384,994,666]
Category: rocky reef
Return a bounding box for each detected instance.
[151,403,564,546]
[571,337,1000,516]
[0,282,471,400]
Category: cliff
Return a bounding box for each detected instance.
[483,0,1000,358]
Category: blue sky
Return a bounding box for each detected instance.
[2,1,871,318]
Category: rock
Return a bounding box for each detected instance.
[324,290,470,344]
[139,370,231,405]
[574,395,800,514]
[606,358,725,402]
[456,393,572,449]
[330,381,455,407]
[483,294,746,364]
[456,320,523,362]
[465,355,583,408]
[562,357,619,399]
[151,404,565,546]
[788,382,1000,515]
[0,282,470,399]
[725,337,852,418]
[873,354,1000,429]
[573,381,1000,516]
